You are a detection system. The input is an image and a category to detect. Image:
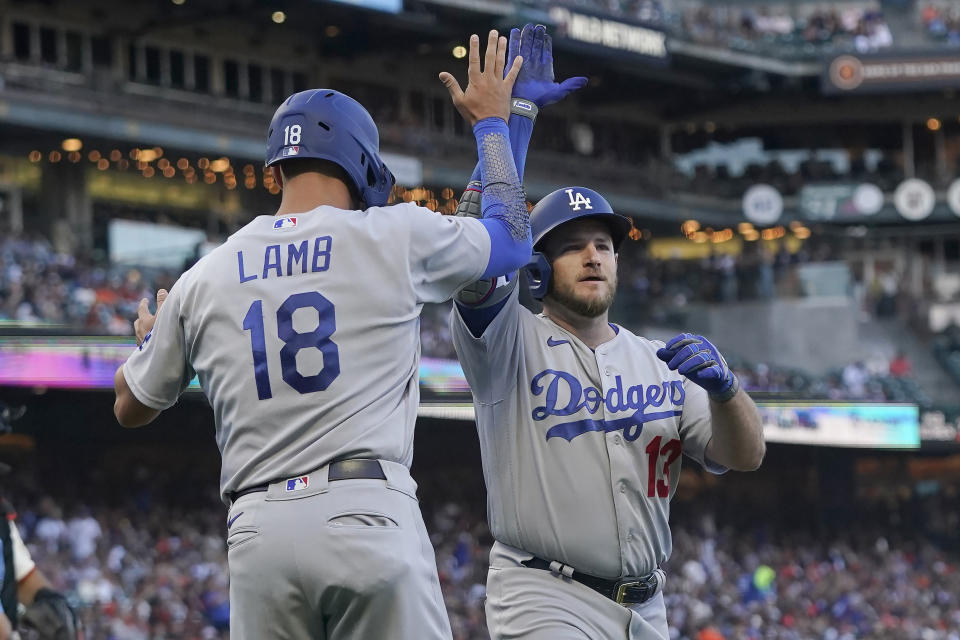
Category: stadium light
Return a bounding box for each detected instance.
[452,46,467,59]
[711,229,734,243]
[139,149,158,162]
[681,219,700,236]
[272,11,286,24]
[61,138,82,152]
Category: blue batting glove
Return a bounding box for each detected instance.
[656,333,739,401]
[508,24,588,107]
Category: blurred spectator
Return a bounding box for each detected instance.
[922,1,960,44]
[889,350,913,378]
[842,361,869,397]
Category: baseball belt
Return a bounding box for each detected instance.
[227,459,387,503]
[521,556,662,605]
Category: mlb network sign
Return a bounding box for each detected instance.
[549,7,668,62]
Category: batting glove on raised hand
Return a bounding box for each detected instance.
[508,23,587,107]
[656,333,740,402]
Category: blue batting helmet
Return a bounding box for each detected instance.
[524,186,633,299]
[265,89,395,208]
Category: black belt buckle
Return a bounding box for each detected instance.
[613,575,656,605]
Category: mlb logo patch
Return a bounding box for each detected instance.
[286,476,309,492]
[283,146,300,157]
[273,216,298,230]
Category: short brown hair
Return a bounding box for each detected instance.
[278,158,360,204]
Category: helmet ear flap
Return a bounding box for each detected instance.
[524,252,552,300]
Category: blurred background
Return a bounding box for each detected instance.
[1,0,959,638]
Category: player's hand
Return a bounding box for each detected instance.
[439,30,523,126]
[656,333,736,398]
[510,23,587,107]
[134,289,167,346]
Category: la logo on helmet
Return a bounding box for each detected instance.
[565,189,593,211]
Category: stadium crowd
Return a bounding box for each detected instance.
[0,233,175,334]
[4,458,958,640]
[0,230,840,332]
[678,3,892,53]
[673,154,906,199]
[2,229,934,406]
[922,1,960,44]
[529,0,893,54]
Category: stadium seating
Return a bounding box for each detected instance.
[6,456,958,640]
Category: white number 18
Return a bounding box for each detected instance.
[284,124,302,145]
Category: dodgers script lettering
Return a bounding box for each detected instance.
[530,369,684,442]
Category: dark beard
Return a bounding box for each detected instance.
[546,274,617,318]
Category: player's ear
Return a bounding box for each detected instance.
[272,166,284,189]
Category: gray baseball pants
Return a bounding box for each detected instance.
[485,541,668,640]
[226,460,452,640]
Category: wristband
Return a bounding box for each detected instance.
[709,373,740,404]
[511,98,538,121]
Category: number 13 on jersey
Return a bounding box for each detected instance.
[242,291,340,400]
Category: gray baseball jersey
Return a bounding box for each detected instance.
[123,203,490,501]
[451,288,725,580]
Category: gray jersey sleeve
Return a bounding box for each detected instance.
[678,378,727,474]
[404,204,492,304]
[121,280,195,410]
[450,285,523,404]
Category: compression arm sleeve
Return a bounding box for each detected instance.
[470,111,534,183]
[473,117,532,279]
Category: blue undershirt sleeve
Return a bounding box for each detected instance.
[470,114,534,183]
[461,115,536,334]
[473,117,532,280]
[455,297,511,338]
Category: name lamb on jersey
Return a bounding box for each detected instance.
[530,369,684,442]
[237,235,332,283]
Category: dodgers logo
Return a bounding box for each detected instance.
[565,188,592,211]
[530,369,684,442]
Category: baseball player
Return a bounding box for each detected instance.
[451,187,766,639]
[8,513,79,640]
[112,30,529,640]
